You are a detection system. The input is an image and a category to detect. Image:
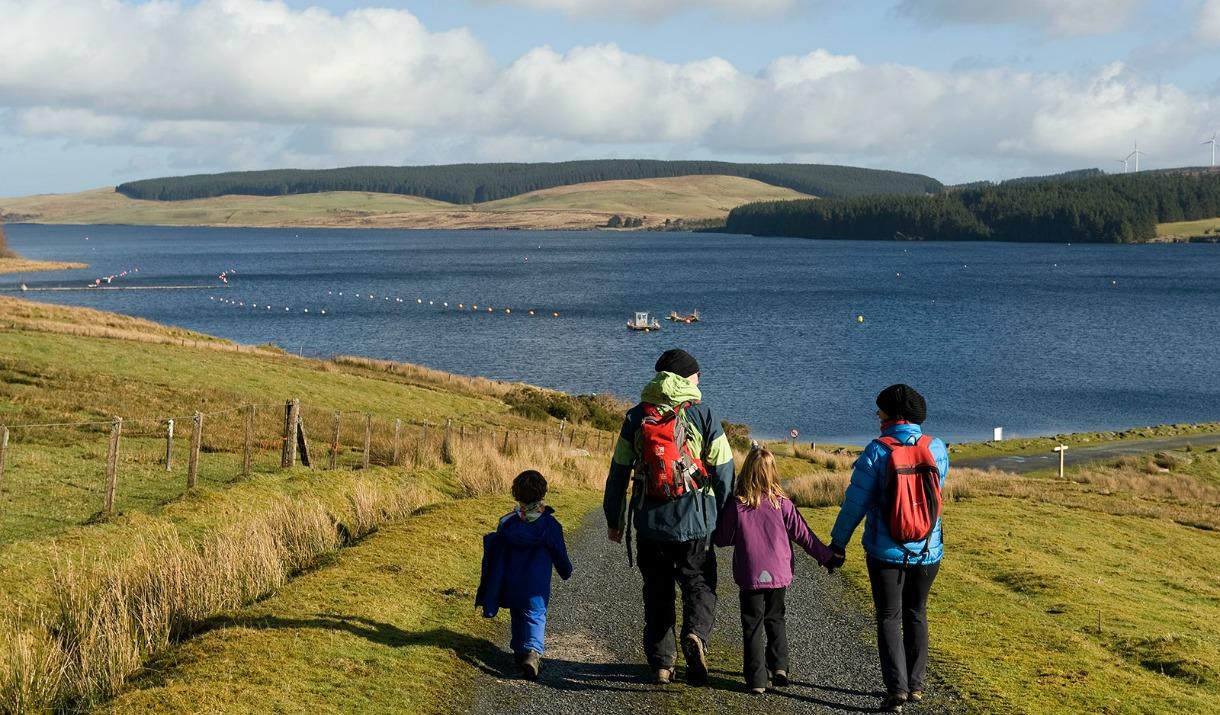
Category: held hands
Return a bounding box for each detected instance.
[824,544,847,575]
[607,528,623,544]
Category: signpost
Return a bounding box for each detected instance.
[789,428,799,452]
[1053,444,1069,479]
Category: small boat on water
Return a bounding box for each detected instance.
[666,310,700,324]
[627,311,661,332]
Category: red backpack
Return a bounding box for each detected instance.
[635,402,708,500]
[875,435,942,557]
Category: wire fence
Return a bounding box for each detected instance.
[0,399,611,545]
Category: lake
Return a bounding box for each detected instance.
[4,224,1219,444]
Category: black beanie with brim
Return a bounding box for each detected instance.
[876,383,927,424]
[655,349,699,378]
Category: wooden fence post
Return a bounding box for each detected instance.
[459,423,466,443]
[282,399,300,468]
[393,419,403,465]
[0,425,9,491]
[502,429,511,455]
[362,414,372,469]
[242,405,254,477]
[104,417,122,515]
[558,419,567,445]
[329,411,340,470]
[188,411,202,489]
[164,419,174,471]
[297,409,312,468]
[442,419,454,464]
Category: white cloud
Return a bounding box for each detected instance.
[0,0,1216,188]
[895,0,1144,35]
[1199,0,1220,41]
[474,0,799,22]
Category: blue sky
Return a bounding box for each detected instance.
[2,0,1219,196]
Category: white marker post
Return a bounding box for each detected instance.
[1053,444,1069,479]
[993,427,1003,442]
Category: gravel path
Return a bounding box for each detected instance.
[468,508,963,714]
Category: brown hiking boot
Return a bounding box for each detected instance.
[521,650,541,681]
[653,667,673,685]
[681,633,708,686]
[908,690,924,703]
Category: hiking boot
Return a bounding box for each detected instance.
[521,650,541,681]
[908,690,924,703]
[771,669,789,687]
[653,667,673,685]
[681,633,709,686]
[749,686,766,695]
[881,692,908,712]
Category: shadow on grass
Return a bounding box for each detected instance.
[201,613,648,694]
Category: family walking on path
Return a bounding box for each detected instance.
[477,349,948,714]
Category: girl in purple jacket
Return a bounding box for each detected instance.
[713,444,836,694]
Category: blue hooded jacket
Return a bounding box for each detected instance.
[475,507,573,617]
[830,422,949,565]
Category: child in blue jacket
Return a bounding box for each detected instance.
[475,470,573,680]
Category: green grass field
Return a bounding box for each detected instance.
[1155,216,1220,238]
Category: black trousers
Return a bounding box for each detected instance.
[867,556,940,695]
[739,587,788,689]
[636,536,717,670]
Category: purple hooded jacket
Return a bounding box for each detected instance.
[713,495,834,590]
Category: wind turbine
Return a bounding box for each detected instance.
[1116,157,1129,173]
[1127,140,1145,172]
[1203,131,1217,167]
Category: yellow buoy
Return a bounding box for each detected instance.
[505,308,511,314]
[856,314,864,323]
[552,312,559,318]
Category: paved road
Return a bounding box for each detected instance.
[953,432,1220,474]
[467,509,963,714]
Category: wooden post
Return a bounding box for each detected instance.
[558,419,567,445]
[1054,444,1069,479]
[442,419,454,464]
[104,417,122,515]
[393,419,403,465]
[297,410,312,468]
[459,424,466,442]
[164,419,174,471]
[362,414,372,469]
[502,429,511,454]
[242,405,254,477]
[329,411,340,470]
[282,399,300,468]
[0,425,9,491]
[187,411,202,488]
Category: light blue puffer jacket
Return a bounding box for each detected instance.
[830,422,948,565]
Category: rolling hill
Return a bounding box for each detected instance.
[0,175,815,230]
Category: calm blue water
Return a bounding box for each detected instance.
[4,224,1219,443]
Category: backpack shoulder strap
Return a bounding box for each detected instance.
[874,435,901,451]
[915,434,933,449]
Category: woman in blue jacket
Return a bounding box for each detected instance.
[830,384,948,713]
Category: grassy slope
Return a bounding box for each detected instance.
[96,490,600,714]
[1155,216,1220,238]
[795,449,1220,714]
[0,176,812,229]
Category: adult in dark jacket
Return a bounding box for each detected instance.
[603,349,735,686]
[830,384,949,713]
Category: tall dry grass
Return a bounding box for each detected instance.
[332,354,520,400]
[786,466,1023,509]
[451,432,607,497]
[0,478,430,714]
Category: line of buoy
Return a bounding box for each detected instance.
[325,291,559,318]
[211,296,327,315]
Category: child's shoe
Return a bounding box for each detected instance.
[771,670,789,687]
[521,650,541,680]
[653,667,673,685]
[681,633,708,686]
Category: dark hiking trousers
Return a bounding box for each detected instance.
[637,535,717,670]
[739,587,788,689]
[867,556,940,695]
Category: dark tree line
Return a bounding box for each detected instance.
[726,170,1220,243]
[115,160,942,204]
